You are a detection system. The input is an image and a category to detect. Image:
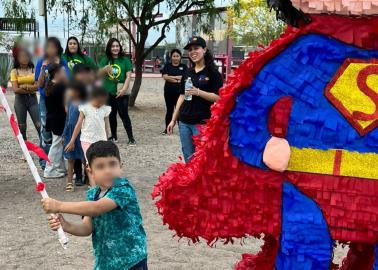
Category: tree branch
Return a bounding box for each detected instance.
[118,0,140,26]
[141,1,211,59]
[150,1,208,27]
[118,21,137,46]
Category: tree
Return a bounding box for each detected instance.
[2,0,221,106]
[227,0,285,47]
[91,0,220,106]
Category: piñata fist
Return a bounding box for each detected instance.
[263,136,291,172]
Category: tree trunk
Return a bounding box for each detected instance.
[129,59,143,107]
[129,40,145,107]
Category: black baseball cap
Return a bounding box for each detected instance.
[184,36,207,50]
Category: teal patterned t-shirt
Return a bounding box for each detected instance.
[86,178,147,270]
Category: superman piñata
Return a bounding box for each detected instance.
[152,1,378,269]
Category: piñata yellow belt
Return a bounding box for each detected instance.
[287,147,378,180]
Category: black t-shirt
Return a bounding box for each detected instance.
[161,63,187,93]
[45,82,66,136]
[179,66,223,124]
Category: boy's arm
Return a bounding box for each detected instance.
[42,197,118,217]
[49,214,92,236]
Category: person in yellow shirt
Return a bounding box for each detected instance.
[10,48,40,142]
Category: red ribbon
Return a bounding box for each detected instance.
[35,182,45,192]
[25,140,50,163]
[9,114,20,136]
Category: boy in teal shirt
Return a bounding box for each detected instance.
[42,141,147,270]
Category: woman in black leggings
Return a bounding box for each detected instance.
[99,38,135,145]
[161,49,187,134]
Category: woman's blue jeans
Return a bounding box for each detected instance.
[179,122,201,163]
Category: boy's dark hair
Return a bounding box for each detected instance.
[90,86,108,99]
[72,63,94,77]
[67,80,87,101]
[47,63,64,79]
[86,141,121,166]
[45,63,64,96]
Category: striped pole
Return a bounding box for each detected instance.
[0,87,69,249]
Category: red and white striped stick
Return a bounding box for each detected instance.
[0,87,69,249]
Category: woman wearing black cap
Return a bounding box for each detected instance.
[167,36,223,162]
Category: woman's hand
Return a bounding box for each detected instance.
[64,140,75,152]
[47,214,66,231]
[104,65,113,74]
[167,121,176,135]
[186,87,201,96]
[116,89,127,98]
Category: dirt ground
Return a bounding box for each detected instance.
[0,78,346,270]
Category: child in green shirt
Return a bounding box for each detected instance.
[42,141,147,270]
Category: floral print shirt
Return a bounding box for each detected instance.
[87,177,147,270]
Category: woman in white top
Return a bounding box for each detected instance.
[65,87,111,185]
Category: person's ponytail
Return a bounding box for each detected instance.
[204,49,217,74]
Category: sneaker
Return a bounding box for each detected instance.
[75,178,84,187]
[43,172,65,179]
[57,169,67,176]
[108,137,118,143]
[127,139,136,146]
[161,130,167,135]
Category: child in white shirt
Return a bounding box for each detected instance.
[64,87,111,186]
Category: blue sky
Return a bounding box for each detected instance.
[14,0,230,45]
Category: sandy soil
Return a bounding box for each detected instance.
[0,78,346,270]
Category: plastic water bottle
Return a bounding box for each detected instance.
[184,77,193,101]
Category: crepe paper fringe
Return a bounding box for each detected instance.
[338,242,375,270]
[291,0,378,15]
[152,15,378,269]
[234,234,278,270]
[268,96,293,138]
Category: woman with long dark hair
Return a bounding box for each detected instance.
[10,48,40,143]
[35,37,70,169]
[161,49,187,134]
[62,36,97,72]
[99,38,135,145]
[167,36,223,162]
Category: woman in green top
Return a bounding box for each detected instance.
[62,36,97,73]
[99,38,135,145]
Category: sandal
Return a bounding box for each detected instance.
[66,183,74,192]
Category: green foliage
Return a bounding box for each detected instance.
[0,54,12,88]
[2,0,35,31]
[228,0,285,47]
